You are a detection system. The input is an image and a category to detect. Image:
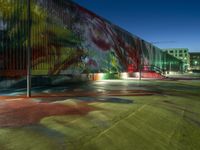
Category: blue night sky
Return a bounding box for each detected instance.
[73,0,200,52]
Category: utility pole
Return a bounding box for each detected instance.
[27,0,31,97]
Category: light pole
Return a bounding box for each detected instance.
[27,0,31,97]
[139,58,142,80]
[139,49,142,81]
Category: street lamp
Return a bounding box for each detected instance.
[27,0,31,97]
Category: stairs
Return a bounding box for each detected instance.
[131,65,166,79]
[141,71,164,79]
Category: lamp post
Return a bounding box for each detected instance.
[139,57,142,80]
[139,49,142,81]
[27,0,31,97]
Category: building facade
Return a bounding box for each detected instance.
[189,52,200,72]
[164,48,190,72]
[0,0,183,87]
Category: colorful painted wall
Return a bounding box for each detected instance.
[0,0,183,78]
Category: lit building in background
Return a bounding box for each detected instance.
[164,48,190,72]
[189,52,200,72]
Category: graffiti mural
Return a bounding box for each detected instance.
[0,0,183,78]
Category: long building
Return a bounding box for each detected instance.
[0,0,183,87]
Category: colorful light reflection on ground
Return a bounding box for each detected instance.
[0,79,200,150]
